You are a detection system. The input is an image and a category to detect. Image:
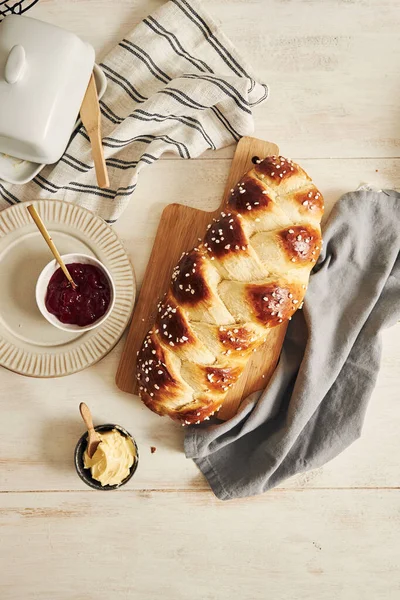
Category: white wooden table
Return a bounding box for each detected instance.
[1,1,400,598]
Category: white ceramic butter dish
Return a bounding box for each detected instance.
[0,14,95,164]
[0,64,107,185]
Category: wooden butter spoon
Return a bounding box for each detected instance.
[79,402,101,458]
[27,204,77,290]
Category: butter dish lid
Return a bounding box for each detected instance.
[0,15,95,164]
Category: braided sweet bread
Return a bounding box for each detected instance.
[136,156,324,424]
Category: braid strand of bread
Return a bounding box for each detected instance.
[136,156,324,424]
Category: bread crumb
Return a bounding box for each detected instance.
[150,446,157,454]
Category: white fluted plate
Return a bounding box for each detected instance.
[0,200,135,377]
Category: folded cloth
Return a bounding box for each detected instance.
[0,0,268,222]
[185,190,400,500]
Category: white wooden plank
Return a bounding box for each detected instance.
[210,0,400,158]
[116,157,400,284]
[1,490,400,599]
[30,0,164,57]
[0,325,398,492]
[30,0,400,159]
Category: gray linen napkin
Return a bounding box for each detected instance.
[185,189,400,500]
[0,0,268,222]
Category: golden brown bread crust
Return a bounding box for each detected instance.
[136,156,324,424]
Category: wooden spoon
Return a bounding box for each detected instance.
[79,402,101,458]
[80,73,110,189]
[27,204,77,290]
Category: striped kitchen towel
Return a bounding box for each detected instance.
[0,0,268,222]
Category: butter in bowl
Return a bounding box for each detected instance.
[75,422,139,491]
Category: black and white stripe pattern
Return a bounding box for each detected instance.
[0,0,268,221]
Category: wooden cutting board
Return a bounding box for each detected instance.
[116,137,288,420]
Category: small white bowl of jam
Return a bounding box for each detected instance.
[36,253,115,332]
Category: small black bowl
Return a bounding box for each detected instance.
[74,423,139,490]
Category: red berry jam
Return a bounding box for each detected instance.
[45,263,111,327]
